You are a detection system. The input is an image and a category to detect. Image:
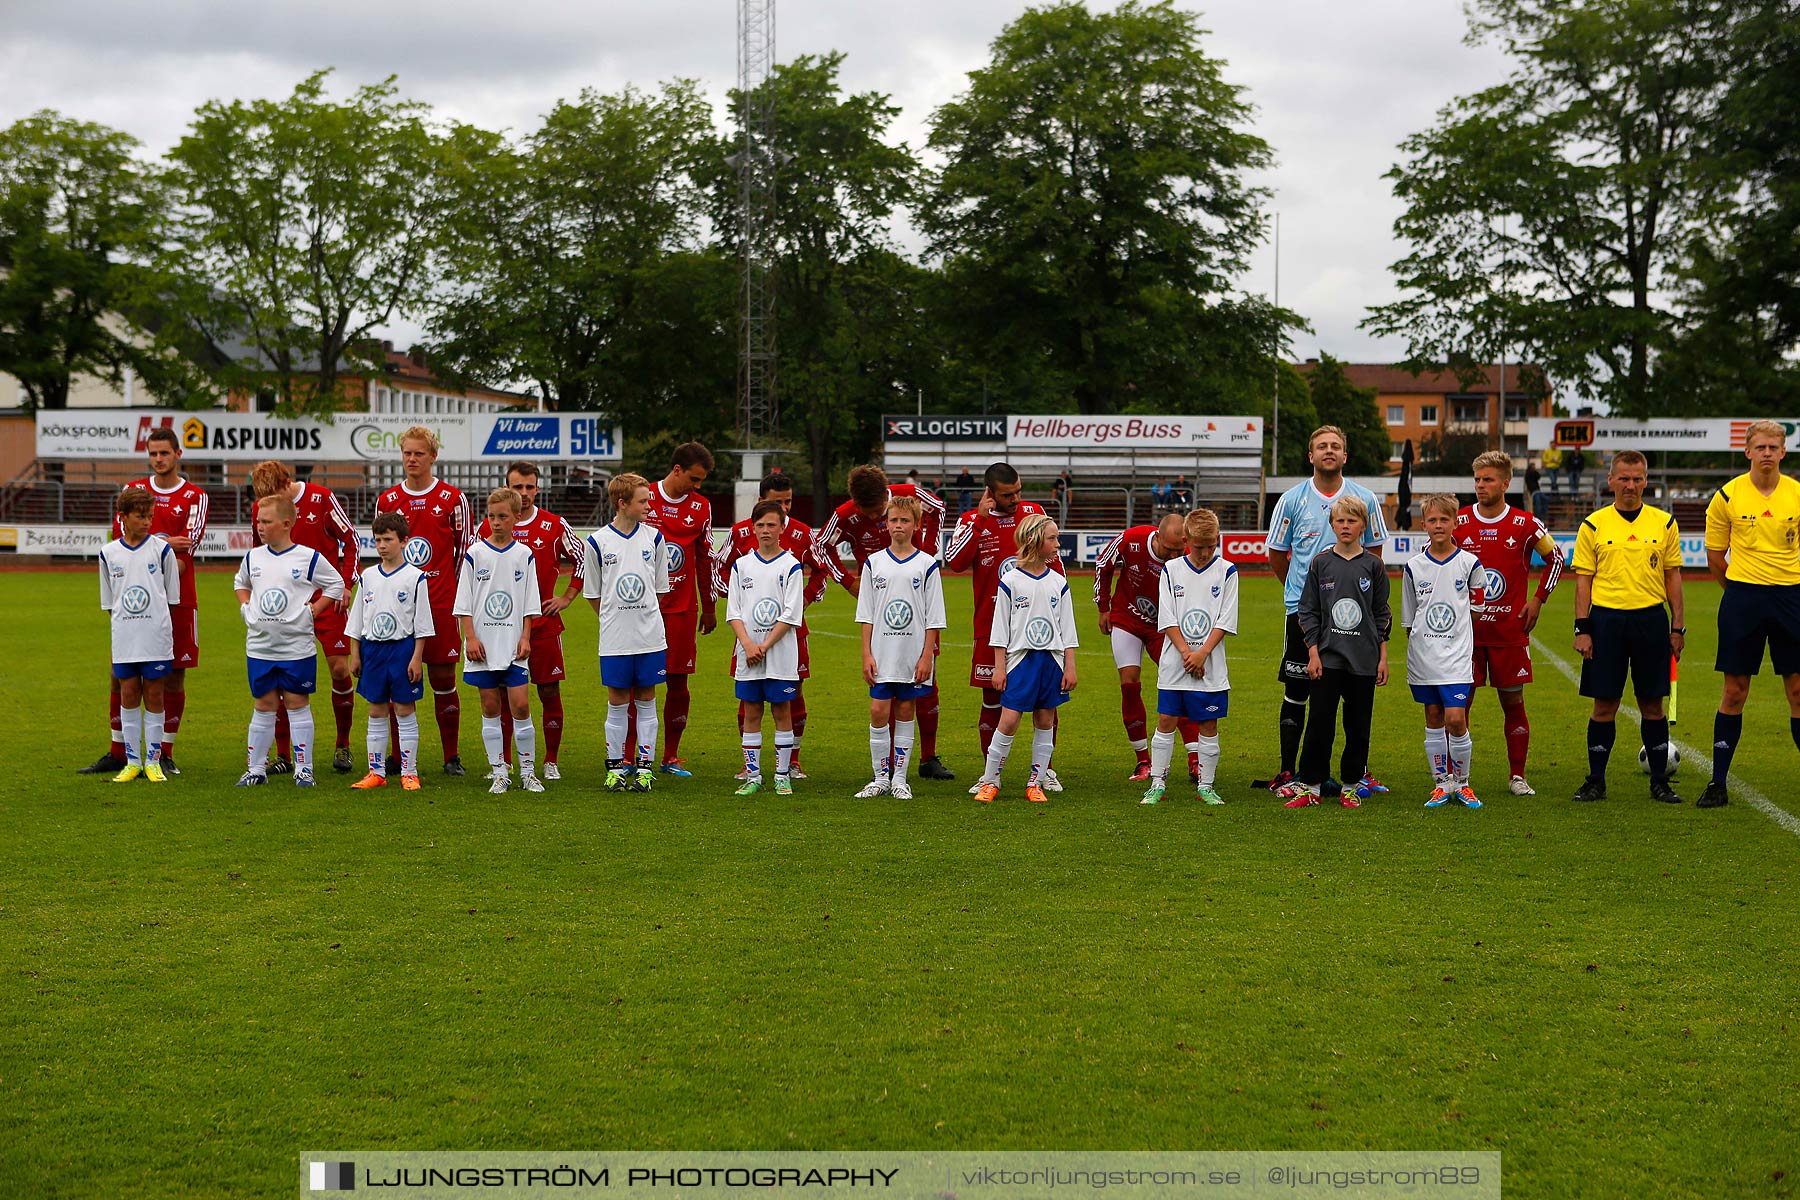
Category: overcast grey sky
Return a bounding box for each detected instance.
[0,0,1513,365]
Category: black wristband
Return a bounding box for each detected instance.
[1574,617,1594,635]
[1671,626,1686,635]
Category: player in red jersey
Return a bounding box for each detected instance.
[1094,514,1200,781]
[376,426,474,775]
[814,464,955,779]
[478,461,586,779]
[945,462,1061,764]
[635,441,719,774]
[249,461,361,773]
[81,426,209,776]
[717,471,829,779]
[1456,450,1566,795]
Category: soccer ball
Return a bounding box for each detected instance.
[1637,743,1681,776]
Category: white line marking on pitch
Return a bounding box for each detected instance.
[1531,636,1800,839]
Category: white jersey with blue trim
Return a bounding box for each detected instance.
[582,521,671,657]
[99,536,179,664]
[988,563,1079,672]
[453,539,542,671]
[1155,553,1238,692]
[1400,546,1484,686]
[1268,478,1388,613]
[234,543,345,660]
[346,562,436,643]
[855,547,947,683]
[725,548,806,681]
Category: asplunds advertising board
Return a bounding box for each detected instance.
[35,410,624,462]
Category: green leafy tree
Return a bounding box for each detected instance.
[922,0,1285,416]
[1305,353,1388,476]
[0,112,207,410]
[162,71,456,413]
[1364,0,1753,417]
[705,53,922,513]
[429,82,734,441]
[1251,361,1318,475]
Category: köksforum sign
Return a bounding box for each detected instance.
[884,413,1264,449]
[35,410,624,462]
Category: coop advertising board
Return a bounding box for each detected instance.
[1526,417,1800,452]
[35,410,624,462]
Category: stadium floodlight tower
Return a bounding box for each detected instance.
[732,0,781,515]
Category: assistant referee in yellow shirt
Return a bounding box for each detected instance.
[1700,420,1800,808]
[1571,449,1686,803]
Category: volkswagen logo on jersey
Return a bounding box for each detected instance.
[616,574,647,604]
[120,585,152,615]
[751,597,781,629]
[999,556,1017,578]
[1134,595,1156,620]
[371,611,399,640]
[666,543,686,573]
[1180,609,1212,642]
[1330,597,1363,631]
[258,589,288,616]
[1424,602,1457,633]
[883,599,914,631]
[484,592,514,620]
[1483,568,1506,600]
[404,537,432,567]
[1024,616,1055,648]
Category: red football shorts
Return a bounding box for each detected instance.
[172,606,199,669]
[663,607,699,675]
[529,630,567,685]
[969,642,1001,688]
[421,605,462,666]
[1473,643,1532,688]
[313,604,352,657]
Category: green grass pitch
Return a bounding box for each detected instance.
[2,567,1796,1198]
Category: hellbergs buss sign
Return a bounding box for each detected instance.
[1006,415,1263,449]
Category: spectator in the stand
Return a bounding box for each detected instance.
[1174,474,1192,506]
[1051,470,1071,520]
[955,468,976,516]
[1152,476,1172,512]
[1524,460,1547,520]
[1565,448,1585,496]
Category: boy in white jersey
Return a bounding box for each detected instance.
[99,487,182,782]
[233,493,345,787]
[583,473,671,792]
[1143,508,1237,806]
[347,512,434,790]
[1401,494,1486,808]
[726,500,806,795]
[974,514,1079,804]
[455,488,544,794]
[855,495,947,799]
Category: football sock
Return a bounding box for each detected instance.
[742,732,763,778]
[1195,734,1221,786]
[736,700,749,735]
[892,720,916,782]
[331,684,355,748]
[1425,727,1449,779]
[1149,729,1176,782]
[539,687,563,764]
[791,689,807,743]
[605,703,629,764]
[1449,731,1473,782]
[109,690,126,760]
[1586,718,1616,783]
[775,729,794,777]
[1641,717,1670,782]
[433,687,461,761]
[513,718,535,777]
[482,715,505,770]
[163,687,185,757]
[1709,711,1742,782]
[366,722,387,773]
[288,707,315,773]
[917,685,940,757]
[1029,727,1055,783]
[120,706,143,765]
[1501,695,1530,776]
[247,709,276,774]
[869,725,890,779]
[499,706,515,765]
[984,730,1014,783]
[1121,682,1149,757]
[634,698,659,766]
[979,690,1004,757]
[144,711,164,764]
[1280,695,1307,773]
[623,707,638,762]
[1791,716,1800,757]
[662,676,689,759]
[397,713,420,777]
[276,705,292,760]
[1179,717,1201,775]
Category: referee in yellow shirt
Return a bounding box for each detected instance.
[1700,420,1800,808]
[1571,449,1686,803]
